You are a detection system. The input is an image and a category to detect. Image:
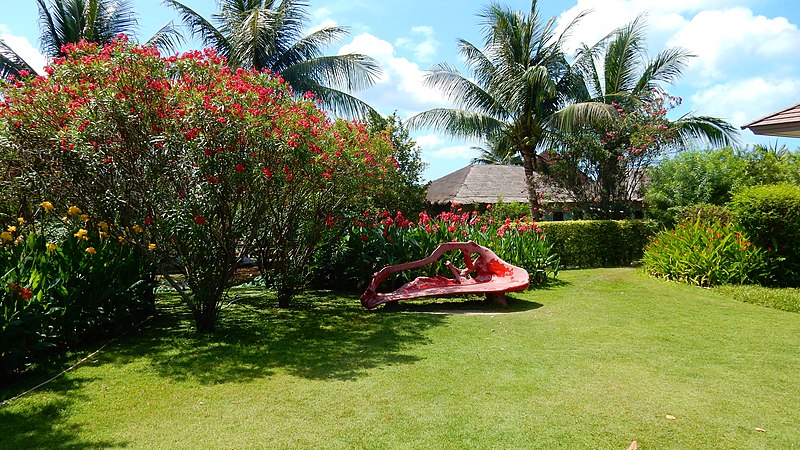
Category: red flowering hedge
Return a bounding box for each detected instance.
[0,38,397,331]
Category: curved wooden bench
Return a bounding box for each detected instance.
[360,241,529,309]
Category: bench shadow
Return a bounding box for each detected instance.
[99,288,447,384]
[0,375,128,449]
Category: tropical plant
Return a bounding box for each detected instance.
[0,39,396,331]
[164,0,381,118]
[0,40,38,80]
[37,0,183,57]
[549,15,740,219]
[407,0,588,219]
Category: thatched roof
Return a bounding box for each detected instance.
[742,102,800,137]
[426,164,573,205]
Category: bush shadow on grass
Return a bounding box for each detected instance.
[100,288,448,384]
[0,376,128,449]
[385,293,543,314]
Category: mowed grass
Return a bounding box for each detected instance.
[2,268,799,449]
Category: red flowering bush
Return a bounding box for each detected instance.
[0,38,396,331]
[313,205,560,292]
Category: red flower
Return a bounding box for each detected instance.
[235,164,245,172]
[195,215,206,225]
[360,235,368,242]
[19,287,32,300]
[206,175,219,184]
[144,217,153,225]
[262,168,272,178]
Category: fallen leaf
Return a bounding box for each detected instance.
[626,441,638,450]
[755,427,766,433]
[665,414,676,420]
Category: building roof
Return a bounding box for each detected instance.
[741,102,800,137]
[426,164,573,205]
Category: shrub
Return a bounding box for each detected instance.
[729,183,800,286]
[675,203,733,226]
[537,220,658,268]
[642,219,771,287]
[0,39,397,330]
[313,208,560,292]
[1,203,154,381]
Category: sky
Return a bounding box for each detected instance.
[2,0,800,181]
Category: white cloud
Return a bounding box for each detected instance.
[0,31,47,75]
[429,144,476,159]
[338,32,449,114]
[690,77,800,127]
[668,8,800,80]
[415,134,445,149]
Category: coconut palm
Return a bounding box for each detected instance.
[407,1,588,219]
[558,14,739,146]
[549,15,740,218]
[164,0,381,118]
[0,39,37,79]
[37,0,183,58]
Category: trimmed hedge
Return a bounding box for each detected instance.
[539,220,658,268]
[729,183,800,286]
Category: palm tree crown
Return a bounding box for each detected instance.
[408,0,588,219]
[165,0,381,118]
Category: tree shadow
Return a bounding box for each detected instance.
[0,375,128,449]
[100,288,448,384]
[387,294,543,314]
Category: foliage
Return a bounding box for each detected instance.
[642,219,771,287]
[407,0,589,219]
[366,112,428,215]
[0,39,396,331]
[644,147,748,225]
[164,0,380,118]
[485,202,529,221]
[550,16,738,219]
[313,207,560,292]
[538,219,657,268]
[729,183,800,286]
[674,203,733,227]
[715,283,800,314]
[1,202,154,381]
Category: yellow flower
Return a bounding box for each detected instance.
[17,217,24,224]
[99,231,108,238]
[80,214,90,222]
[40,201,54,211]
[118,236,126,244]
[67,205,82,215]
[7,225,16,233]
[74,228,88,240]
[148,243,156,251]
[0,231,11,242]
[85,247,96,255]
[132,224,144,233]
[47,242,57,252]
[98,221,109,231]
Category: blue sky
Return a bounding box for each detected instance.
[3,0,800,181]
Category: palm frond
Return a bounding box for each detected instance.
[144,20,184,54]
[423,63,505,118]
[551,102,617,133]
[406,108,505,141]
[163,0,230,58]
[0,39,38,79]
[674,115,741,149]
[280,53,380,93]
[289,78,377,120]
[634,46,693,94]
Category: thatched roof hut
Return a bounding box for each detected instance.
[426,164,573,205]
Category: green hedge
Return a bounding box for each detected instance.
[729,183,800,286]
[539,220,658,268]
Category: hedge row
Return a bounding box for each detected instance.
[539,220,658,268]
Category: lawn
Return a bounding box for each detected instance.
[1,268,798,449]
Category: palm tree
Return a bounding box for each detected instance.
[558,14,739,146]
[37,0,182,58]
[407,1,588,219]
[0,39,37,79]
[164,0,381,118]
[551,15,740,218]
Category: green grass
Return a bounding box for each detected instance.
[2,268,799,449]
[715,283,800,313]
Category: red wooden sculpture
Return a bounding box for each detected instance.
[360,241,529,309]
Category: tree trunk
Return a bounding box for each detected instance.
[521,147,541,220]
